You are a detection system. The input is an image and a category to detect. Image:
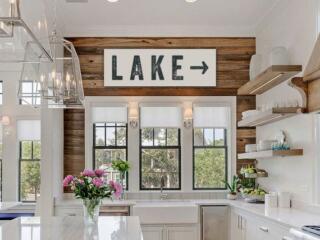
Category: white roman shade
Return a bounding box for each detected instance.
[140,106,182,128]
[92,106,128,123]
[193,105,230,128]
[17,120,41,140]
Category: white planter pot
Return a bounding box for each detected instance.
[227,193,237,200]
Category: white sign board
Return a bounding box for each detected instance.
[104,49,216,87]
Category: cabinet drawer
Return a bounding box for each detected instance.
[256,218,290,240]
[55,208,83,217]
[99,206,130,216]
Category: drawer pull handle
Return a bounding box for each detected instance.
[259,227,269,233]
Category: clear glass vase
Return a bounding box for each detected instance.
[83,198,101,226]
[120,172,125,200]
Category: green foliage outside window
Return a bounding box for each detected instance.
[193,128,227,189]
[20,140,41,202]
[140,128,180,190]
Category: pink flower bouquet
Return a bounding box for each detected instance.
[63,169,123,225]
[63,169,123,200]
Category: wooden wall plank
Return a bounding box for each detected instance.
[63,37,256,183]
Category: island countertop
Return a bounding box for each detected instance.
[1,216,143,240]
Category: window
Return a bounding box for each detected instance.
[19,140,41,202]
[193,128,227,189]
[140,128,181,190]
[19,81,41,105]
[0,81,3,105]
[193,106,230,190]
[93,123,128,188]
[17,120,41,202]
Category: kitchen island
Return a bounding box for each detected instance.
[0,216,143,240]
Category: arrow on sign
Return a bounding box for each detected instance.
[190,61,209,75]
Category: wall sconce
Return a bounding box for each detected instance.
[1,116,10,126]
[1,116,11,135]
[184,108,193,129]
[129,104,139,129]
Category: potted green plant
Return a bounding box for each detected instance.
[223,175,239,200]
[112,160,130,200]
[240,165,257,178]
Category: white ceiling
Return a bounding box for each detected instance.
[57,0,279,37]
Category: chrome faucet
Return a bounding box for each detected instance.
[160,176,168,200]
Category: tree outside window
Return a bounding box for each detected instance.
[193,128,227,190]
[93,123,128,189]
[19,141,41,202]
[140,128,181,190]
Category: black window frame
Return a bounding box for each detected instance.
[0,160,2,202]
[93,123,129,190]
[139,128,181,191]
[19,80,41,106]
[192,128,228,190]
[19,140,41,202]
[0,80,3,105]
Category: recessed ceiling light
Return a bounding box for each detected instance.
[185,0,198,2]
[107,0,119,2]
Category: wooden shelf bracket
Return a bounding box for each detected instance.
[288,77,308,109]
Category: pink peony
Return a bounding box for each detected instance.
[109,180,123,199]
[63,175,74,187]
[92,178,104,188]
[81,169,96,177]
[95,169,105,177]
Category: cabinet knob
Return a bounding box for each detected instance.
[259,226,269,233]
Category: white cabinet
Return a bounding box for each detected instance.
[141,225,164,240]
[141,224,199,240]
[167,226,198,240]
[230,209,292,240]
[230,210,244,240]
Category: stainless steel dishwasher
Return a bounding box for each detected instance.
[201,205,228,240]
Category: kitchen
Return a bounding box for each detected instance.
[0,0,320,239]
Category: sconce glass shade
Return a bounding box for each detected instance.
[0,0,52,63]
[1,116,10,126]
[18,35,84,109]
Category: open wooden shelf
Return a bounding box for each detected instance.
[238,107,306,127]
[237,65,302,95]
[238,149,303,160]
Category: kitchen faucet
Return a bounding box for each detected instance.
[160,175,168,200]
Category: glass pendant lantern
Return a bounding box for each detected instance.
[18,33,85,109]
[0,0,52,63]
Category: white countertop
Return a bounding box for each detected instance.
[192,199,320,229]
[0,202,21,211]
[1,216,143,240]
[56,198,320,230]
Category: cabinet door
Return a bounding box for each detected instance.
[167,226,199,240]
[201,206,228,240]
[230,211,242,240]
[242,216,257,240]
[141,225,164,240]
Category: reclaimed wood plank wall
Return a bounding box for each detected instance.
[64,37,256,180]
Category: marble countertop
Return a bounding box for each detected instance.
[1,216,143,240]
[55,198,320,230]
[0,202,21,211]
[192,199,320,229]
